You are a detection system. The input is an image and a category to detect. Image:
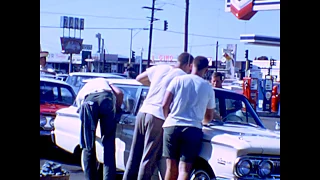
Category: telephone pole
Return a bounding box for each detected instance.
[143,0,163,67]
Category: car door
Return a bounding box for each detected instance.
[114,85,142,170]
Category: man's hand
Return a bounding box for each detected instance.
[162,91,173,119]
[109,84,124,110]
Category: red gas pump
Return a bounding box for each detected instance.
[271,85,279,113]
[243,77,258,110]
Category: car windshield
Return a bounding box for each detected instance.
[66,75,125,87]
[211,89,265,128]
[40,81,75,106]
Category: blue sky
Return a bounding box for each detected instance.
[40,0,280,61]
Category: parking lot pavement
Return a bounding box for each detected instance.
[40,139,123,180]
[260,116,280,130]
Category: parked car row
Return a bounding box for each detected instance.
[40,75,280,180]
[40,77,76,138]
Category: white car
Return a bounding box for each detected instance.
[52,79,280,180]
[65,72,126,94]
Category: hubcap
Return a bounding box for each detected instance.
[190,170,210,180]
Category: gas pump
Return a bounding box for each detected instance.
[243,77,258,110]
[257,76,273,112]
[262,75,273,112]
[271,85,280,113]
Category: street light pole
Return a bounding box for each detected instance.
[129,29,133,64]
[215,41,219,72]
[140,47,144,74]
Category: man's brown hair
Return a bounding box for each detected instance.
[178,52,194,66]
[193,56,209,71]
[212,72,224,81]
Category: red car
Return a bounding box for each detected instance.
[40,77,76,138]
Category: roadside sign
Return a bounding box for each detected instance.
[82,44,92,51]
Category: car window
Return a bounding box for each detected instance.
[40,81,75,106]
[222,97,257,125]
[136,88,148,114]
[61,87,75,105]
[66,76,77,86]
[214,97,220,118]
[72,75,125,88]
[116,86,139,114]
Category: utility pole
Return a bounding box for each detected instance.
[184,0,189,52]
[215,41,219,72]
[143,1,163,67]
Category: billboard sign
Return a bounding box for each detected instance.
[60,37,83,54]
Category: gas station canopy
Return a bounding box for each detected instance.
[240,34,280,47]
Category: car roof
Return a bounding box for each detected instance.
[40,77,71,86]
[68,72,126,78]
[83,78,143,86]
[213,86,243,94]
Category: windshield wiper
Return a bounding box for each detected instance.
[203,120,224,127]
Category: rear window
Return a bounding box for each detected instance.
[40,81,76,106]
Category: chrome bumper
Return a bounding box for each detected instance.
[216,177,280,180]
[51,131,56,144]
[40,130,51,136]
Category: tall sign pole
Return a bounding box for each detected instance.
[60,16,84,74]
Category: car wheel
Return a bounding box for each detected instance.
[190,169,211,180]
[80,149,101,172]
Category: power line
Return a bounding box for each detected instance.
[40,11,147,21]
[40,26,148,30]
[40,25,239,40]
[153,28,239,40]
[153,44,216,49]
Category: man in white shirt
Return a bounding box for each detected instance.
[76,78,123,180]
[40,51,55,74]
[123,52,194,180]
[162,56,215,180]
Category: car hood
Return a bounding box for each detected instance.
[202,124,280,155]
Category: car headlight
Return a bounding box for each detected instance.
[40,115,47,127]
[49,119,54,127]
[258,160,273,177]
[236,159,252,176]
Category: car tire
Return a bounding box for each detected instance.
[190,169,211,180]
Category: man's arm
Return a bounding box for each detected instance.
[109,84,124,111]
[203,108,214,124]
[136,71,151,86]
[203,87,216,124]
[162,91,173,119]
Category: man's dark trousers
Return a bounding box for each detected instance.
[80,91,117,180]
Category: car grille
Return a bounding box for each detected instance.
[236,154,280,179]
